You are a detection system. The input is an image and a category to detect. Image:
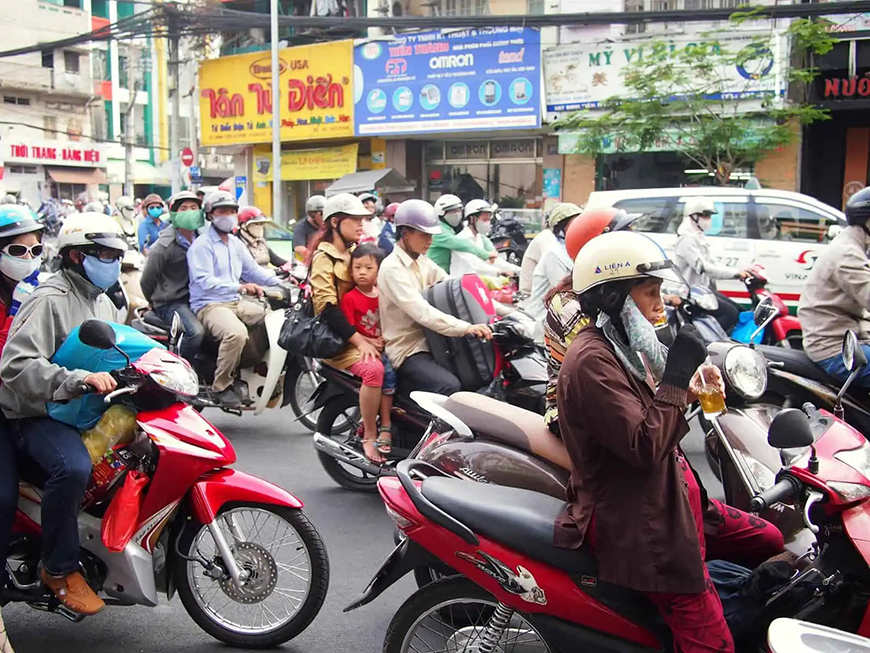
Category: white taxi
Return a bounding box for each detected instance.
[585,187,846,311]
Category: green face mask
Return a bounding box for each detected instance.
[170,209,205,231]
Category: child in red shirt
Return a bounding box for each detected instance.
[340,244,397,463]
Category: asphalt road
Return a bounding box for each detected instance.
[2,408,718,653]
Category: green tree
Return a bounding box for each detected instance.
[556,16,836,185]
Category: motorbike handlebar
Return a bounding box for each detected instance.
[750,476,799,513]
[75,383,96,397]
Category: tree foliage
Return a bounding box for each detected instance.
[555,16,836,185]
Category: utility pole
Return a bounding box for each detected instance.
[270,0,282,222]
[123,47,141,198]
[169,11,182,195]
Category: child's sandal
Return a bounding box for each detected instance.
[375,427,392,455]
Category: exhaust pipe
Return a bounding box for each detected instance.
[313,432,383,476]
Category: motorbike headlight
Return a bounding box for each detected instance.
[693,289,720,312]
[834,440,870,481]
[723,346,768,400]
[149,361,199,397]
[739,451,777,492]
[828,481,870,503]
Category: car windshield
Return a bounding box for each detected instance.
[264,223,293,241]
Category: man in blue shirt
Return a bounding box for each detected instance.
[138,193,168,254]
[188,190,282,406]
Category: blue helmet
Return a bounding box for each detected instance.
[0,205,43,240]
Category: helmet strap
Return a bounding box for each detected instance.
[862,223,870,239]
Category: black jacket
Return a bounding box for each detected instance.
[140,226,194,308]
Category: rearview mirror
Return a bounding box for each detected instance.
[754,297,777,327]
[843,331,867,373]
[768,408,815,449]
[170,311,185,338]
[78,320,117,350]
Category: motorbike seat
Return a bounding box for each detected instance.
[443,392,570,471]
[143,311,170,331]
[756,345,833,385]
[421,476,594,575]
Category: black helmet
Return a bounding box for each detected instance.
[846,187,870,226]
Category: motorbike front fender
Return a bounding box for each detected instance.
[189,468,304,523]
[254,310,289,415]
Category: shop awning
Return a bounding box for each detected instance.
[47,167,108,185]
[324,168,414,197]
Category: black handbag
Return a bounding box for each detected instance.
[277,254,347,359]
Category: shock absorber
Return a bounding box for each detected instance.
[477,602,515,653]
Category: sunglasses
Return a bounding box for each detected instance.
[84,248,124,262]
[3,244,44,259]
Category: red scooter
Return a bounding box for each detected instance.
[348,402,870,651]
[5,320,329,648]
[742,264,803,349]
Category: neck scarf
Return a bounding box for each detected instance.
[597,295,668,383]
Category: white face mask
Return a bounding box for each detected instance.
[443,210,463,227]
[246,224,265,239]
[696,216,713,232]
[0,253,40,282]
[212,214,239,233]
[476,220,492,236]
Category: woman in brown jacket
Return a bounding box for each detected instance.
[556,231,781,653]
[309,193,385,462]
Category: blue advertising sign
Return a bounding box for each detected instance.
[189,165,203,184]
[353,27,541,136]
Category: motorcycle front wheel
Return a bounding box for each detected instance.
[384,577,552,653]
[174,504,329,649]
[315,394,379,492]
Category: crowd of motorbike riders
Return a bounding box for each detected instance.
[0,179,870,652]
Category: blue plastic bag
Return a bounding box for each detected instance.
[47,323,164,430]
[731,311,763,345]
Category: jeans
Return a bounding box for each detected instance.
[817,343,870,390]
[153,302,205,363]
[2,418,92,576]
[398,352,461,396]
[0,419,16,582]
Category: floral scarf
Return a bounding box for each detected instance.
[596,295,668,384]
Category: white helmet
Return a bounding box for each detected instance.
[306,195,326,214]
[324,193,371,221]
[434,194,463,227]
[684,196,717,218]
[464,199,493,220]
[58,212,127,253]
[572,231,681,294]
[116,196,135,210]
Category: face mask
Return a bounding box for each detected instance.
[443,210,462,227]
[171,209,205,231]
[83,255,122,290]
[476,220,492,236]
[212,214,238,233]
[696,216,713,232]
[147,206,164,219]
[0,253,40,282]
[246,224,265,239]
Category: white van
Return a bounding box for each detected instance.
[585,187,846,310]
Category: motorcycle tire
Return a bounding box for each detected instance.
[412,561,457,589]
[173,503,329,649]
[315,394,379,492]
[384,577,554,653]
[286,365,325,433]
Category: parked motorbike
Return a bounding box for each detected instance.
[660,265,802,348]
[310,312,548,493]
[4,319,328,648]
[132,284,298,416]
[349,396,870,653]
[489,210,528,266]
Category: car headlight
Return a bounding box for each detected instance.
[149,361,199,397]
[828,481,870,503]
[723,346,768,400]
[834,440,870,480]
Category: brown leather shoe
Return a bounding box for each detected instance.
[40,570,105,616]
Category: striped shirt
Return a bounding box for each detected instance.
[543,290,589,432]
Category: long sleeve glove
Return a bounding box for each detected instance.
[659,325,707,405]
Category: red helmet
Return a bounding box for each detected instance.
[565,207,638,261]
[237,206,270,227]
[384,202,400,221]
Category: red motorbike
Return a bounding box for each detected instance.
[742,264,803,349]
[348,403,870,652]
[5,320,329,648]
